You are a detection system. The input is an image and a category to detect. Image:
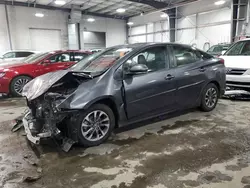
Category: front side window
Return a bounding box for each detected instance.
[129,46,167,72]
[3,52,15,59]
[49,53,71,63]
[172,45,201,67]
[225,40,250,56]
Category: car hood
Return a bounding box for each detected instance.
[22,70,69,101]
[22,70,93,101]
[220,55,250,69]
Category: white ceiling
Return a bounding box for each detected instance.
[3,0,195,18]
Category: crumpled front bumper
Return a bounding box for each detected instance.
[22,112,41,144]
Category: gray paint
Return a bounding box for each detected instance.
[23,43,226,127]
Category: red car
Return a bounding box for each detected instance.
[0,50,91,97]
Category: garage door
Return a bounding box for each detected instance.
[29,28,61,51]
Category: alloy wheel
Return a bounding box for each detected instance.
[81,110,110,142]
[205,87,217,108]
[13,78,30,95]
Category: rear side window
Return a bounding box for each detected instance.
[16,51,34,58]
[172,45,201,67]
[74,52,89,62]
[196,50,213,60]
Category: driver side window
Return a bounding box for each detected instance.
[128,46,167,72]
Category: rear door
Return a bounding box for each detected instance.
[170,44,207,108]
[123,45,177,119]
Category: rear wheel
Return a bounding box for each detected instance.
[77,104,115,147]
[10,76,32,97]
[200,83,219,112]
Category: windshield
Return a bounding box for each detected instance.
[70,47,132,73]
[23,52,49,63]
[225,40,250,56]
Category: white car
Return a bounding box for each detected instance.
[220,38,250,91]
[0,50,36,62]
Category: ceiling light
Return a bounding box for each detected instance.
[54,0,66,5]
[127,22,134,26]
[35,13,44,17]
[116,8,126,13]
[87,18,95,22]
[214,0,226,5]
[161,13,168,18]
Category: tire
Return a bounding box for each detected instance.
[200,83,219,112]
[77,104,115,147]
[10,76,32,97]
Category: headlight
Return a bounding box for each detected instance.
[0,72,5,78]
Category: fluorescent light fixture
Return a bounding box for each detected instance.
[54,0,66,5]
[161,13,168,18]
[87,18,95,22]
[214,0,226,5]
[116,8,126,13]
[35,13,44,17]
[127,22,134,26]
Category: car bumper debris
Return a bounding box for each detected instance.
[21,70,92,152]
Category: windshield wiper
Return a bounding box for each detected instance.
[72,72,93,79]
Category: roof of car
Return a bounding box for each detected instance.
[52,50,91,53]
[236,38,250,41]
[108,42,196,50]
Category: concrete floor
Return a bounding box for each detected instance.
[0,97,250,188]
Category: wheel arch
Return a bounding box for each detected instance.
[9,74,33,93]
[209,80,221,95]
[86,97,120,128]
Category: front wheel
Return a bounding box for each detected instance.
[10,76,32,97]
[77,104,115,147]
[200,83,219,112]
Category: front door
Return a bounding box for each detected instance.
[47,52,75,72]
[170,44,207,108]
[123,46,177,120]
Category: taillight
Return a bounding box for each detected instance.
[219,58,224,64]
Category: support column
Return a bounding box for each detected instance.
[4,4,12,50]
[166,8,176,42]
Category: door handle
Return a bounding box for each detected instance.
[199,67,206,72]
[165,74,175,80]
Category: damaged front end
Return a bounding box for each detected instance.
[22,70,93,151]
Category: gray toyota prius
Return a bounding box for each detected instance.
[22,43,226,150]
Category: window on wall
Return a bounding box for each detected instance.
[172,45,201,67]
[128,46,167,72]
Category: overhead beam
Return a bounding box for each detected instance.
[126,0,167,9]
[1,0,127,20]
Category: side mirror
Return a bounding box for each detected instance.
[128,64,148,75]
[43,59,51,65]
